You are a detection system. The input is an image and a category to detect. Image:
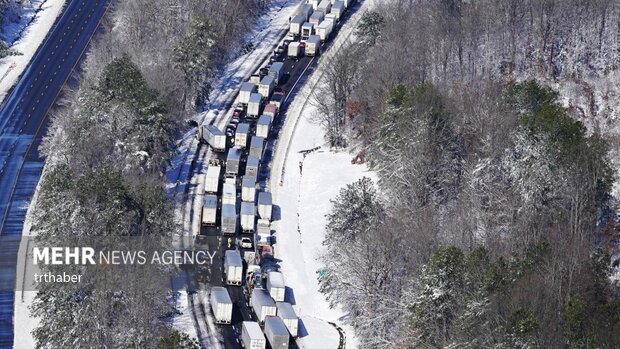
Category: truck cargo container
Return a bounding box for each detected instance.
[264,316,290,349]
[235,123,251,148]
[241,202,255,232]
[317,0,332,13]
[276,302,299,337]
[325,13,337,24]
[270,93,284,110]
[210,287,233,324]
[268,62,284,85]
[289,15,305,36]
[202,194,217,226]
[317,20,334,42]
[258,76,275,99]
[305,35,321,56]
[224,250,243,285]
[258,191,273,221]
[245,155,260,177]
[204,164,221,194]
[242,176,257,202]
[301,22,314,40]
[239,82,256,105]
[241,321,266,349]
[288,42,301,59]
[308,0,319,10]
[226,148,242,178]
[243,248,257,266]
[267,271,286,302]
[250,289,277,323]
[221,204,237,235]
[331,1,345,20]
[249,136,265,161]
[248,93,262,118]
[297,3,314,21]
[257,219,271,245]
[256,115,271,139]
[309,10,324,25]
[223,182,236,205]
[263,103,277,121]
[200,125,226,152]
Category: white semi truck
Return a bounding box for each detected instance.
[224,250,243,285]
[210,287,233,324]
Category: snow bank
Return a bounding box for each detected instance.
[272,101,376,348]
[0,0,66,103]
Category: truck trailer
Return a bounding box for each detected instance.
[204,164,221,194]
[256,219,271,245]
[202,194,217,226]
[241,321,266,349]
[249,136,265,161]
[256,115,271,139]
[248,93,263,118]
[258,76,275,99]
[301,22,314,40]
[250,289,277,323]
[263,103,278,121]
[245,155,260,177]
[224,250,243,285]
[317,20,334,42]
[305,35,321,56]
[269,62,284,85]
[223,182,236,205]
[239,82,256,105]
[226,148,242,178]
[317,0,332,13]
[297,3,314,21]
[331,1,345,20]
[264,316,290,349]
[267,271,286,302]
[200,125,226,152]
[309,10,324,25]
[210,287,233,324]
[258,191,273,221]
[289,15,305,36]
[241,201,255,232]
[276,302,299,337]
[242,176,257,202]
[288,41,301,59]
[235,123,251,148]
[221,204,237,235]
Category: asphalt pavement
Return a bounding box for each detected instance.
[0,1,109,347]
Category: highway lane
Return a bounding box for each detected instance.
[0,0,110,347]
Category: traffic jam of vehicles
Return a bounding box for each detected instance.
[195,0,354,348]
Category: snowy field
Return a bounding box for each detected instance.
[271,101,376,349]
[0,0,66,103]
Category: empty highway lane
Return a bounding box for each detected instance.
[0,0,109,347]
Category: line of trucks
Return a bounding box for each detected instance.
[197,0,355,348]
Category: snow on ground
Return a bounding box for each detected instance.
[171,291,199,341]
[0,0,66,103]
[13,291,37,349]
[271,102,375,349]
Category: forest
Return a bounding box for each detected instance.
[318,1,620,348]
[30,0,274,347]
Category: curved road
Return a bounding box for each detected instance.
[0,0,110,347]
